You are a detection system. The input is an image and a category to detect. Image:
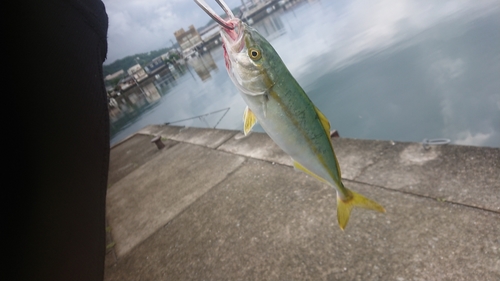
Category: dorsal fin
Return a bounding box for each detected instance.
[314,106,342,179]
[314,106,331,138]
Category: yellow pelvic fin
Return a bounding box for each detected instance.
[314,106,331,138]
[337,188,385,231]
[243,106,257,135]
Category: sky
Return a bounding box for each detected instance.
[102,0,244,64]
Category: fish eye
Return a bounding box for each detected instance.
[248,48,261,60]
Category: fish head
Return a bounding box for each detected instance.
[193,0,276,96]
[221,20,276,96]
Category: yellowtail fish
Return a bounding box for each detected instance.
[194,0,385,230]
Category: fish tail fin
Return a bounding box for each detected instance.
[336,187,385,230]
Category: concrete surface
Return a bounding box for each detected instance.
[218,131,292,166]
[138,124,238,149]
[107,140,245,257]
[105,125,500,280]
[354,141,500,212]
[108,134,178,186]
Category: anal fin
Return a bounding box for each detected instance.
[293,160,330,185]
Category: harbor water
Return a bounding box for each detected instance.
[109,0,500,148]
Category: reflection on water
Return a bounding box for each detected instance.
[110,0,500,148]
[252,12,286,40]
[109,67,183,137]
[187,52,219,81]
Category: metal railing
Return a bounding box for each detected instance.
[164,107,231,129]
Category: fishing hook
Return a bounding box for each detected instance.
[194,0,235,30]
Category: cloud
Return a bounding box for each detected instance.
[455,131,492,146]
[102,0,499,67]
[103,0,243,63]
[268,0,498,78]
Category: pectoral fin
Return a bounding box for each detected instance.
[243,106,257,135]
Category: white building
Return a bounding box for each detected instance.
[127,64,148,82]
[104,70,125,81]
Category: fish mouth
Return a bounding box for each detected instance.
[194,0,245,68]
[194,0,243,47]
[220,20,244,51]
[220,19,244,71]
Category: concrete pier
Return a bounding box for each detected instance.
[105,125,499,280]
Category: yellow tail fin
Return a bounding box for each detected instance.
[337,189,385,230]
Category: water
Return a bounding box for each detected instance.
[110,0,500,148]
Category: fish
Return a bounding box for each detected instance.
[194,0,385,230]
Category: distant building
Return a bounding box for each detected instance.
[198,23,223,51]
[144,57,166,75]
[199,23,220,42]
[160,52,171,61]
[117,76,135,91]
[104,70,125,81]
[160,49,181,62]
[174,25,203,52]
[127,64,148,82]
[105,85,114,92]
